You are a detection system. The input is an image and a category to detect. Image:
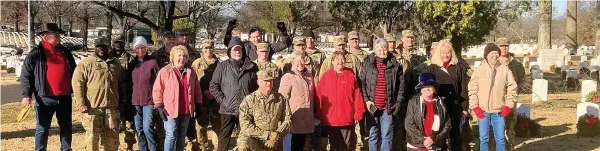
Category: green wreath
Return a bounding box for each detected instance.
[576,114,600,137]
[514,114,541,137]
[585,91,600,103]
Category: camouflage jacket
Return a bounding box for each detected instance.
[307,48,327,80]
[150,47,170,68]
[318,53,362,82]
[501,54,525,88]
[255,60,284,90]
[239,91,292,140]
[349,49,369,62]
[114,51,135,70]
[191,56,220,93]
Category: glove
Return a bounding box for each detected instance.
[156,107,169,121]
[276,22,287,33]
[500,106,511,117]
[473,107,485,119]
[227,19,237,31]
[264,132,279,148]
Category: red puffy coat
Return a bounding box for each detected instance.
[316,67,365,126]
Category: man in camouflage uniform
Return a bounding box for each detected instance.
[111,38,137,151]
[237,70,292,151]
[497,37,525,151]
[347,31,369,61]
[190,39,221,151]
[282,37,319,75]
[151,31,179,67]
[384,33,412,151]
[72,40,124,151]
[302,30,326,84]
[255,42,284,93]
[319,35,362,80]
[177,29,200,62]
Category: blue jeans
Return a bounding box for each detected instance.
[34,95,72,151]
[478,112,506,151]
[367,110,394,151]
[164,114,191,151]
[134,105,157,151]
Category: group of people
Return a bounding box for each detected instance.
[21,21,524,151]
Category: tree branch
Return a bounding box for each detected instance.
[93,1,159,30]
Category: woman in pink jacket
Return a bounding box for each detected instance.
[152,45,202,151]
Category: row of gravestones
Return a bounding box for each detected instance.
[532,79,600,122]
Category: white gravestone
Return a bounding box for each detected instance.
[576,102,600,122]
[581,80,597,102]
[591,59,600,71]
[516,103,531,118]
[532,79,548,103]
[539,49,564,72]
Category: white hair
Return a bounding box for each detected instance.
[374,38,388,50]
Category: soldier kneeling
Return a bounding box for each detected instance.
[237,71,292,151]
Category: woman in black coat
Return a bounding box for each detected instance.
[425,40,472,151]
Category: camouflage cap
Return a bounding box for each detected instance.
[348,31,359,40]
[162,31,177,38]
[334,35,347,46]
[402,30,414,38]
[384,33,396,42]
[95,37,110,47]
[202,39,214,48]
[257,43,269,52]
[496,37,510,46]
[293,36,306,45]
[257,70,275,81]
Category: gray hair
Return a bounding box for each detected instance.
[289,51,306,62]
[374,38,388,50]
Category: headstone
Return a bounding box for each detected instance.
[474,61,482,69]
[15,66,21,77]
[532,79,548,103]
[582,56,589,62]
[539,49,564,71]
[576,102,600,122]
[581,80,597,102]
[516,103,531,118]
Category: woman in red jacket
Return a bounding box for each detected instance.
[316,51,365,151]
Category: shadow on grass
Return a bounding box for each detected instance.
[0,122,85,140]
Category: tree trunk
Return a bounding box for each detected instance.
[596,1,600,57]
[14,20,20,32]
[538,0,552,50]
[451,34,463,57]
[566,0,577,54]
[106,12,113,46]
[29,4,35,46]
[83,18,89,51]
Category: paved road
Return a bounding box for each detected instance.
[1,84,21,104]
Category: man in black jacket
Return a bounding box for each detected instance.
[209,37,259,151]
[359,38,405,151]
[223,20,291,61]
[21,23,77,151]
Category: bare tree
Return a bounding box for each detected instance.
[566,1,577,54]
[73,2,104,50]
[1,1,27,32]
[93,1,206,34]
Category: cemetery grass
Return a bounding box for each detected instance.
[1,73,19,86]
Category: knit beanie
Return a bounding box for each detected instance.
[483,43,500,58]
[132,36,148,48]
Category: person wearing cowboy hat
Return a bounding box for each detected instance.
[21,23,77,151]
[405,72,452,151]
[72,37,127,151]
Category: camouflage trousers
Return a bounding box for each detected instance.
[194,107,221,150]
[468,109,517,151]
[237,135,283,151]
[120,120,137,150]
[83,109,121,151]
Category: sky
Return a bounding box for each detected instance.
[553,0,567,16]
